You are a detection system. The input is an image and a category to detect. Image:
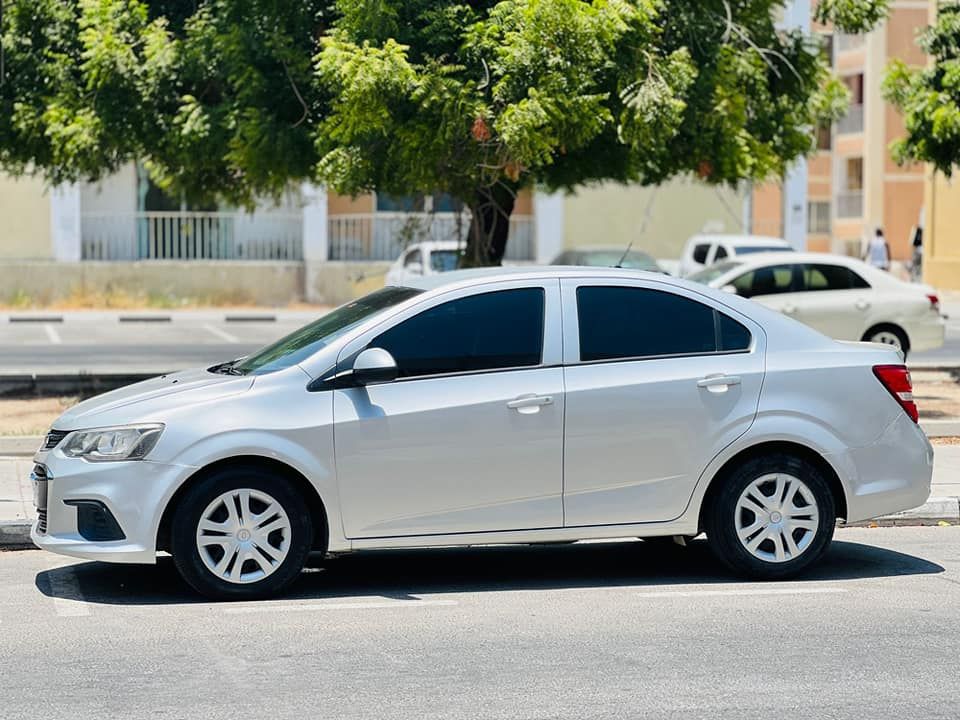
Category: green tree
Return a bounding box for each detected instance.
[1,0,886,264]
[883,2,960,176]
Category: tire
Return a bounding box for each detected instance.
[170,467,313,600]
[863,324,909,358]
[704,453,835,580]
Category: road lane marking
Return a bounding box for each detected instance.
[634,587,847,599]
[43,324,62,344]
[49,568,91,617]
[224,599,458,614]
[203,323,239,343]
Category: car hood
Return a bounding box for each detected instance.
[53,368,255,430]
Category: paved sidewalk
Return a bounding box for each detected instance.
[3,447,958,548]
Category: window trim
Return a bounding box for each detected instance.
[328,278,564,385]
[560,279,758,366]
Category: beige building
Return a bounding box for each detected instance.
[753,2,927,261]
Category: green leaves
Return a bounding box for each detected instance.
[883,3,960,176]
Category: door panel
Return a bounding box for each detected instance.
[563,353,763,525]
[790,290,866,340]
[334,368,564,537]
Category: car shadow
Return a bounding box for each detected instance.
[34,536,945,606]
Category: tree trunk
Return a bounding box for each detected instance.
[462,184,516,267]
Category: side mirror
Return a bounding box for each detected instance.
[404,261,424,276]
[352,348,398,386]
[721,284,739,295]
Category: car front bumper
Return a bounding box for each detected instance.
[29,450,194,564]
[907,313,946,352]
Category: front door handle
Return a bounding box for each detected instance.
[697,375,742,392]
[507,394,553,413]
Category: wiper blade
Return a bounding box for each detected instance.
[209,359,246,375]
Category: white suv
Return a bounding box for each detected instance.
[679,234,793,277]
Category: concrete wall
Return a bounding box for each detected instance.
[305,261,391,305]
[0,261,304,306]
[0,174,53,260]
[562,178,747,260]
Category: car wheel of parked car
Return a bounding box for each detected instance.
[170,468,313,600]
[863,324,909,357]
[704,453,835,580]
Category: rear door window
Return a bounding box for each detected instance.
[731,264,801,298]
[801,264,871,291]
[575,286,751,361]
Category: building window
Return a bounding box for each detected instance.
[820,34,834,66]
[808,201,831,234]
[845,158,863,191]
[816,123,831,151]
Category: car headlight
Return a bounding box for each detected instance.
[61,424,164,462]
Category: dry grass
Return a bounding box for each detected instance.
[0,397,79,436]
[0,287,327,311]
[912,371,960,420]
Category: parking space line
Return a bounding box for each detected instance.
[203,324,239,343]
[223,598,458,614]
[634,587,847,599]
[43,324,62,344]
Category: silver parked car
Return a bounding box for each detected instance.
[31,268,932,599]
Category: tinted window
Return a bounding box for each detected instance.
[733,245,793,255]
[577,286,750,361]
[232,286,422,375]
[719,314,751,351]
[731,264,800,298]
[692,243,711,264]
[714,246,728,260]
[802,263,870,291]
[430,250,460,272]
[370,288,544,378]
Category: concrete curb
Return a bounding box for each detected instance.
[0,521,34,550]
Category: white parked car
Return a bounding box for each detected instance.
[384,241,461,286]
[688,252,945,355]
[679,234,793,277]
[32,267,931,599]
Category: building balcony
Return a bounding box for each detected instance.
[836,192,863,219]
[836,104,864,135]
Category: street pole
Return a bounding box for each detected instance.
[781,0,810,250]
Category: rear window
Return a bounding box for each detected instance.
[802,263,870,291]
[733,245,793,255]
[576,286,751,361]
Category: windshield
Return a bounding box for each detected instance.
[577,250,661,271]
[734,245,792,255]
[226,286,423,375]
[430,250,460,273]
[687,260,742,284]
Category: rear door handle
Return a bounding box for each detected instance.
[697,375,742,392]
[507,394,553,413]
[855,298,870,311]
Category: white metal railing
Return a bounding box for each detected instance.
[81,212,303,261]
[836,192,863,219]
[327,212,535,262]
[836,33,865,52]
[836,104,864,135]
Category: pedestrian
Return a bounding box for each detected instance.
[910,225,923,281]
[864,227,891,271]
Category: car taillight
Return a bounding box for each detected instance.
[873,364,918,423]
[926,293,940,312]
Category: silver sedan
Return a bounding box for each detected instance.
[31,267,932,599]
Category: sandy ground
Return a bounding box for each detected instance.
[0,397,78,436]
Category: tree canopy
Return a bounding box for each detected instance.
[883,2,960,177]
[1,0,886,263]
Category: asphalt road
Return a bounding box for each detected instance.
[0,526,958,719]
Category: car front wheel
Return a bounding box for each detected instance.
[704,454,836,580]
[170,468,313,600]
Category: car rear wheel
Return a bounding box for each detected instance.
[170,468,312,600]
[704,454,835,580]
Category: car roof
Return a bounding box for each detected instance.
[400,240,462,252]
[400,265,666,291]
[716,251,866,268]
[563,247,655,255]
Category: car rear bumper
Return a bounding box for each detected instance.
[829,412,933,523]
